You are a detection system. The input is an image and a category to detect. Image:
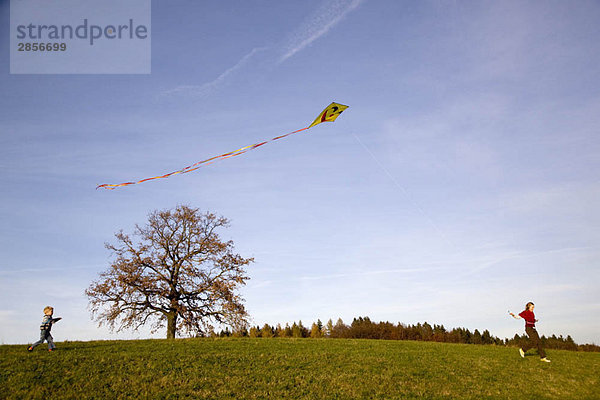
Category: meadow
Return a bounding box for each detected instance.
[1,338,598,399]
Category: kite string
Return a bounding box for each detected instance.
[352,132,462,254]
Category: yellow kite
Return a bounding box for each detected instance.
[309,102,349,128]
[97,102,349,190]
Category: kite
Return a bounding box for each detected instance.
[97,102,348,190]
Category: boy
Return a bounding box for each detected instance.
[510,302,550,362]
[27,306,62,352]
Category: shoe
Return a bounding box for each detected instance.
[540,358,551,363]
[27,346,33,352]
[519,348,525,358]
[48,349,54,352]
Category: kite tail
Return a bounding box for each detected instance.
[96,127,310,190]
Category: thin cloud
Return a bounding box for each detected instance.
[298,266,446,281]
[161,1,364,98]
[279,0,365,63]
[466,246,595,275]
[161,47,267,98]
[246,266,445,290]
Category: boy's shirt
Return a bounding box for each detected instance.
[40,315,58,331]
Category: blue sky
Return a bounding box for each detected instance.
[1,0,599,345]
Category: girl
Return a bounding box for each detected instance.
[510,302,550,362]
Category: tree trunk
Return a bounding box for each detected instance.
[166,312,177,339]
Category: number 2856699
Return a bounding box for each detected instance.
[18,42,67,51]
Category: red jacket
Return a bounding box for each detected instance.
[519,310,536,327]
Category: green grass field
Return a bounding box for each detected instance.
[1,338,598,399]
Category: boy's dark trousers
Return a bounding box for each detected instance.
[523,326,546,358]
[31,330,55,350]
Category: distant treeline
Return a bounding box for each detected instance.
[211,316,599,352]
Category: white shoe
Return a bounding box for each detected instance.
[540,358,551,363]
[519,348,525,358]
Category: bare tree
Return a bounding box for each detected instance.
[86,205,253,339]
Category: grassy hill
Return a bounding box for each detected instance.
[1,338,599,399]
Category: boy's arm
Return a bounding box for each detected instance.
[52,317,62,323]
